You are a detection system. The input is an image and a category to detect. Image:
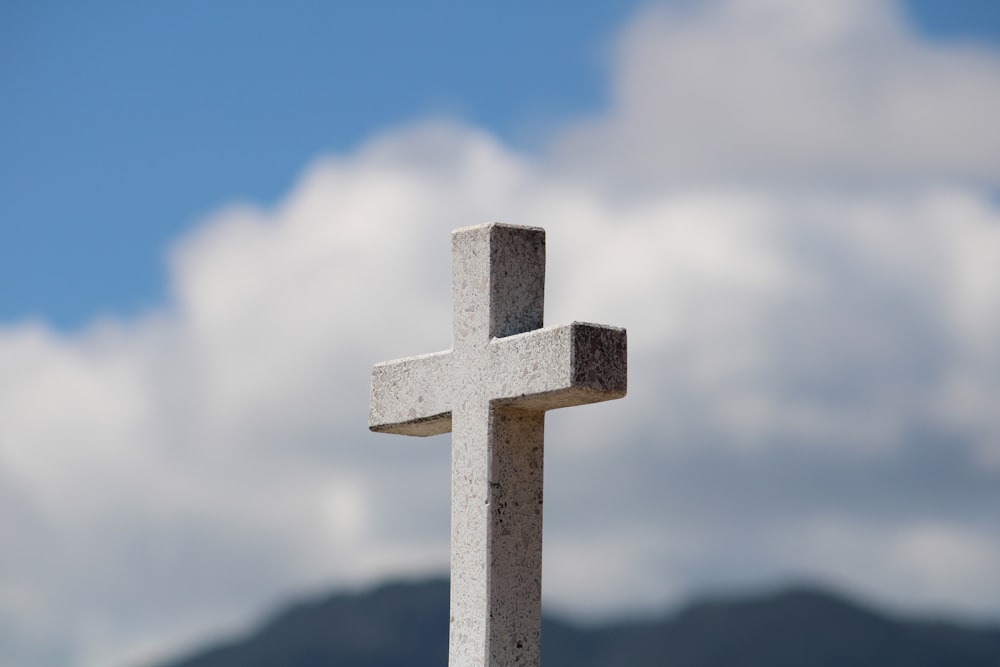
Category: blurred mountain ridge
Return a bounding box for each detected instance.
[152,577,1000,667]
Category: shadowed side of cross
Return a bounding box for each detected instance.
[369,223,626,667]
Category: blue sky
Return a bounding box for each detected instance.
[3,2,1000,666]
[1,0,999,329]
[2,0,635,328]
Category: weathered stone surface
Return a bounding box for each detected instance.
[369,222,627,667]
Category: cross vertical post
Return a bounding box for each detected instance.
[370,223,627,666]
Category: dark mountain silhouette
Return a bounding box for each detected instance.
[153,578,1000,667]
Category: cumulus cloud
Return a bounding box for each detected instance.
[554,0,1000,188]
[2,1,1000,665]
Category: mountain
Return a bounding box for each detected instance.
[153,578,1000,667]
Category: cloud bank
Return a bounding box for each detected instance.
[556,0,1000,188]
[2,1,1000,665]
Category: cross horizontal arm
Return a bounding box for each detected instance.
[491,322,627,411]
[369,350,453,436]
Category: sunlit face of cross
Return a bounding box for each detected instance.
[370,223,626,667]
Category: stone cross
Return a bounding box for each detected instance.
[369,223,627,667]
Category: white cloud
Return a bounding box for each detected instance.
[553,0,1000,188]
[3,0,1000,665]
[788,518,1000,618]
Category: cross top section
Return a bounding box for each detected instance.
[371,223,626,437]
[369,222,627,667]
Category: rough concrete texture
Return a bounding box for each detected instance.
[369,223,627,667]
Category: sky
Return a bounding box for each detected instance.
[2,1,1000,666]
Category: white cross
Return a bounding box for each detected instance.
[369,223,627,666]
